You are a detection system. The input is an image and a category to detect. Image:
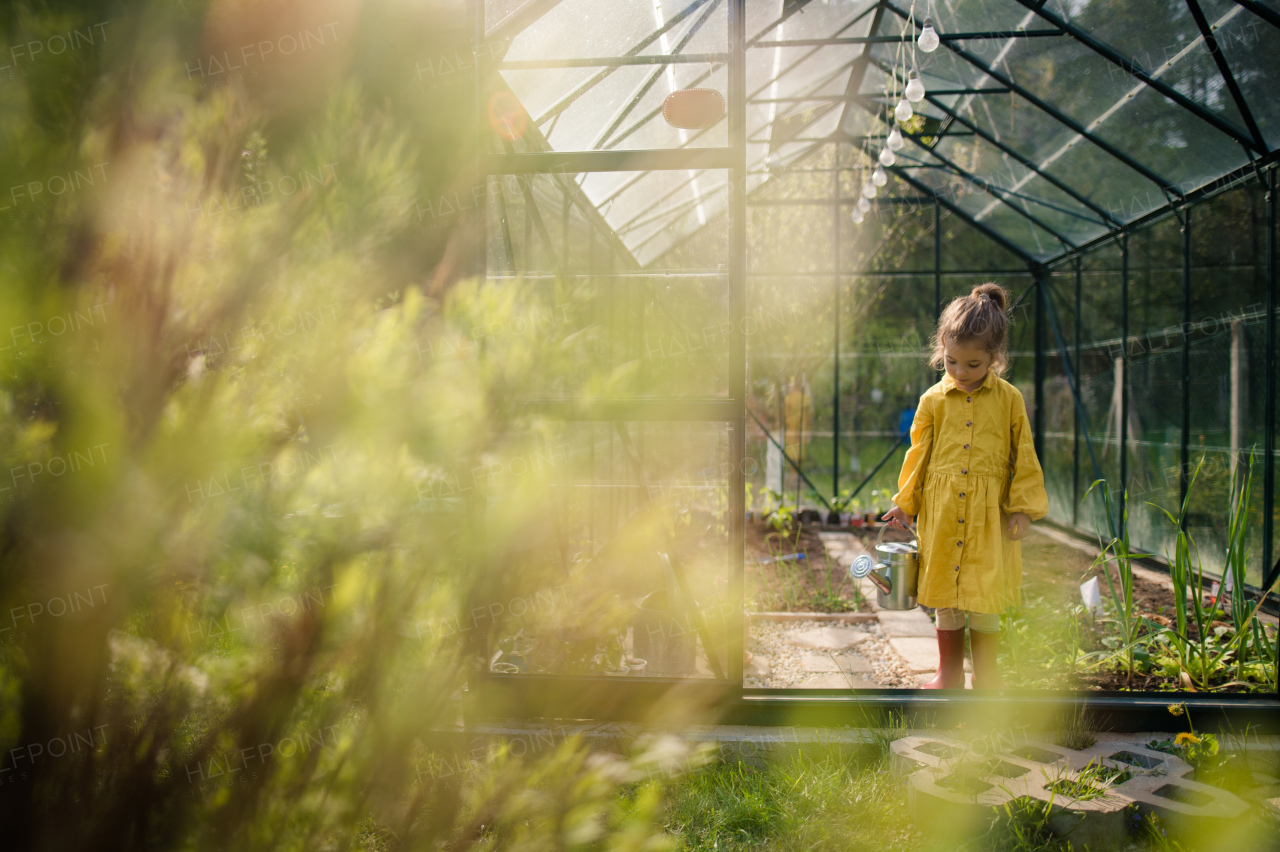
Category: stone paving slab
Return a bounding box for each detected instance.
[888,637,939,673]
[800,654,841,673]
[834,653,874,674]
[784,626,872,650]
[893,733,1260,850]
[797,652,876,675]
[744,654,772,678]
[877,609,936,637]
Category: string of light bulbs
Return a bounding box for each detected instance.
[852,1,940,225]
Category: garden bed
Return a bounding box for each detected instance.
[744,519,868,613]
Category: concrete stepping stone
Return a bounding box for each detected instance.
[800,652,875,674]
[800,654,841,673]
[888,637,939,673]
[834,653,874,674]
[877,609,935,637]
[784,626,871,651]
[892,734,1255,849]
[744,654,772,678]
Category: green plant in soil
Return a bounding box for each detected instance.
[1147,456,1280,691]
[1081,481,1151,684]
[1052,703,1100,751]
[997,596,1086,690]
[1043,760,1132,801]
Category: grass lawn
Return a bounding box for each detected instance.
[642,736,1262,852]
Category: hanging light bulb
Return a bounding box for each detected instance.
[872,163,888,186]
[895,97,913,124]
[887,126,905,151]
[851,208,865,225]
[862,180,878,199]
[918,17,940,53]
[905,71,925,103]
[857,196,871,214]
[878,147,896,167]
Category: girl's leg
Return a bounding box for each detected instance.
[967,611,1002,690]
[922,608,965,689]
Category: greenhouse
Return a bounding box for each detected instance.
[2,0,1280,847]
[470,0,1279,724]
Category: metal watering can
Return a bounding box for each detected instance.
[849,523,919,610]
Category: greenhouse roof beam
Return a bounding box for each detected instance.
[920,95,1122,229]
[1184,0,1266,152]
[884,166,1036,265]
[487,0,567,43]
[1041,150,1280,269]
[836,2,888,152]
[503,52,727,69]
[533,0,718,124]
[1007,0,1264,154]
[849,98,1077,248]
[597,53,860,213]
[1230,0,1280,30]
[884,3,1181,199]
[745,0,833,48]
[753,29,1062,47]
[591,0,724,149]
[489,147,735,174]
[866,54,1120,229]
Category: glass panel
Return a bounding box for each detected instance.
[939,206,1029,272]
[1042,268,1080,525]
[1187,183,1269,587]
[998,36,1246,195]
[486,0,530,30]
[928,0,1041,33]
[485,168,731,399]
[932,134,1111,248]
[486,420,734,680]
[1074,243,1125,539]
[1042,0,1250,135]
[506,0,726,62]
[1123,216,1185,567]
[1209,5,1280,151]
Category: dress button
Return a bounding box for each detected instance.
[966,421,971,426]
[964,444,969,449]
[959,492,966,498]
[958,519,964,524]
[954,565,960,571]
[961,469,967,475]
[957,541,963,546]
[966,396,971,402]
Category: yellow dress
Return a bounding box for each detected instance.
[891,370,1048,614]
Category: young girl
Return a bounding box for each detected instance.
[882,283,1047,690]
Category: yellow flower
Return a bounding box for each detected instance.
[1175,732,1200,747]
[1167,703,1185,717]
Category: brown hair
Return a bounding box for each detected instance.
[928,283,1010,375]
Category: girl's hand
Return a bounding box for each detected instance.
[1007,512,1031,540]
[882,506,913,531]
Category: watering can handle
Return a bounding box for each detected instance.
[877,518,916,549]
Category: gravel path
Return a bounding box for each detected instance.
[745,619,918,689]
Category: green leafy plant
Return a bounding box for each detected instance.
[1148,457,1280,690]
[1146,703,1225,775]
[1043,759,1131,801]
[1081,481,1152,683]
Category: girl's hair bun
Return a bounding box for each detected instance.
[971,283,1007,313]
